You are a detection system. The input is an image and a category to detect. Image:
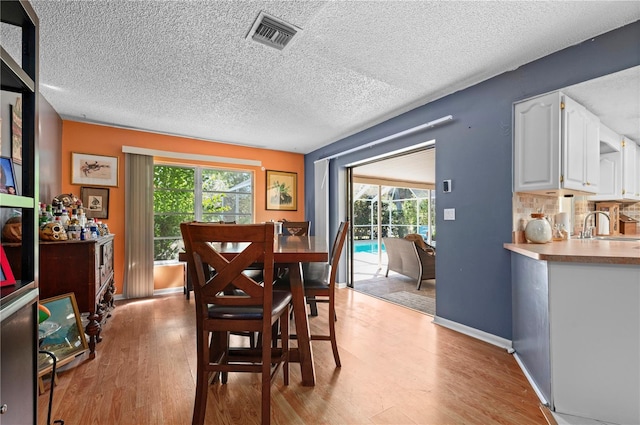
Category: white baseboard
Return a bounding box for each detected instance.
[154,287,184,296]
[432,315,513,352]
[513,352,550,408]
[113,286,183,301]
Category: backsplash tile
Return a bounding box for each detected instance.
[512,193,559,232]
[513,193,640,237]
[621,202,640,221]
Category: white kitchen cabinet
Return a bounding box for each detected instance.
[514,91,600,195]
[599,123,621,152]
[622,138,639,200]
[637,144,640,198]
[589,125,640,201]
[512,253,640,425]
[589,124,622,201]
[589,152,622,200]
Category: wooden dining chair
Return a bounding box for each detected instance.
[276,221,349,367]
[180,222,291,425]
[281,220,310,236]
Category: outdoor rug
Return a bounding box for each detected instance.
[354,275,436,316]
[380,291,435,315]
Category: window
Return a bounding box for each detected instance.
[352,183,434,244]
[153,164,253,262]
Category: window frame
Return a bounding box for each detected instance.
[153,163,254,263]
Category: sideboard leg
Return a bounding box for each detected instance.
[85,312,101,359]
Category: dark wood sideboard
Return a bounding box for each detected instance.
[4,234,116,358]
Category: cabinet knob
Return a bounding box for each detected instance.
[1,404,7,414]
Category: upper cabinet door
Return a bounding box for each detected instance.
[513,91,599,195]
[514,92,561,193]
[562,97,600,193]
[622,139,639,200]
[584,109,600,192]
[590,152,622,201]
[562,96,588,191]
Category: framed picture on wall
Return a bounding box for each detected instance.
[10,97,22,165]
[81,186,110,219]
[71,152,119,187]
[266,170,297,211]
[0,156,18,195]
[38,293,88,375]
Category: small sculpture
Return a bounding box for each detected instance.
[39,222,68,241]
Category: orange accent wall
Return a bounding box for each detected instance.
[61,121,305,295]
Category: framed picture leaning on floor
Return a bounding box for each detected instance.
[38,293,89,375]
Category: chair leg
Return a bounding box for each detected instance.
[261,370,271,425]
[308,297,318,316]
[192,366,208,425]
[193,330,210,425]
[221,332,230,384]
[282,308,290,385]
[209,331,229,384]
[328,299,341,367]
[261,327,272,425]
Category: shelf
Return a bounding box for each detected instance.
[0,194,37,209]
[1,1,39,422]
[0,285,37,321]
[1,47,35,93]
[0,1,38,28]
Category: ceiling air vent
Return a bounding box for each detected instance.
[247,12,301,51]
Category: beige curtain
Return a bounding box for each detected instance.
[123,153,154,298]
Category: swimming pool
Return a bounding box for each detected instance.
[353,239,386,254]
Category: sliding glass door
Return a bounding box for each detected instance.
[350,178,434,285]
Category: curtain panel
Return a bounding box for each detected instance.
[124,153,154,298]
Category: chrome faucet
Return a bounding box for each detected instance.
[580,211,610,239]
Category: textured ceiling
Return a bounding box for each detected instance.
[2,1,639,156]
[563,66,640,143]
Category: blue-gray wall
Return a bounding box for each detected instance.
[304,21,640,340]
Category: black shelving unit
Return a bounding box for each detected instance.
[1,1,40,423]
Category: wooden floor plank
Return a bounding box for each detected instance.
[38,288,546,424]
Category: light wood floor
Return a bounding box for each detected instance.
[38,288,547,425]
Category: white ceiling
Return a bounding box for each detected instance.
[353,148,435,185]
[2,1,638,158]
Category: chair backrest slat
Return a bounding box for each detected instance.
[328,221,349,284]
[181,223,275,309]
[282,221,310,237]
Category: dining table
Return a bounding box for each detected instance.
[179,235,328,387]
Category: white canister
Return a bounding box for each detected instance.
[525,213,552,244]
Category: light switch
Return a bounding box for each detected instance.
[444,208,455,220]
